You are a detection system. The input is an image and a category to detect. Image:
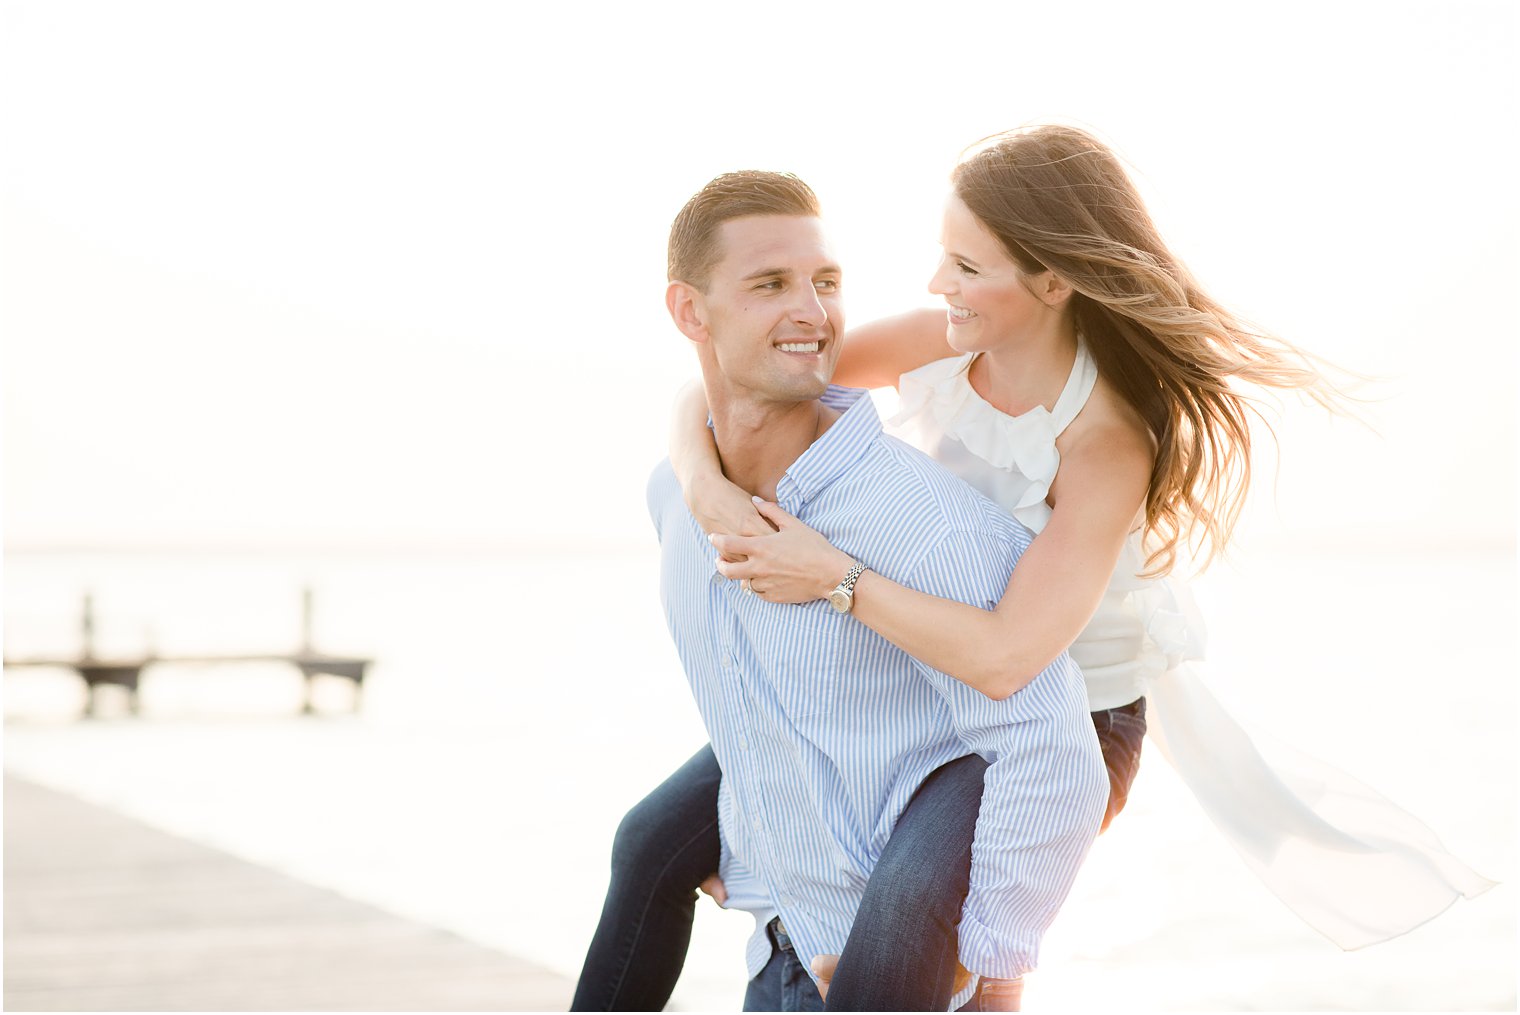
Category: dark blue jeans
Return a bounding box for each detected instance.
[571,700,1145,1011]
[570,747,722,1011]
[744,918,826,1012]
[827,752,987,1011]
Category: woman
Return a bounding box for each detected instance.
[573,125,1491,1012]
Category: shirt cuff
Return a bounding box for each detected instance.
[956,913,1038,980]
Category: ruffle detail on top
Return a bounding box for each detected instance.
[890,342,1096,533]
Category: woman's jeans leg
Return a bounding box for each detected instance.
[825,700,1149,1011]
[1093,697,1147,831]
[825,753,988,1012]
[570,745,722,1012]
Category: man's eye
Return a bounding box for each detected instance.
[756,280,783,291]
[816,279,840,292]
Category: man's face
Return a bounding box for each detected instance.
[696,214,843,404]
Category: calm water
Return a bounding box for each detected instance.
[4,546,1515,1010]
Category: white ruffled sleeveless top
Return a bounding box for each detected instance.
[889,338,1198,710]
[887,339,1493,950]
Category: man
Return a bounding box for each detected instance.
[619,172,1104,1011]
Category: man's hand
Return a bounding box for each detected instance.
[809,956,975,1006]
[698,873,727,906]
[976,976,1024,1011]
[810,955,839,1002]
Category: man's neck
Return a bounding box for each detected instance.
[708,392,840,502]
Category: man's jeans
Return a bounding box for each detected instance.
[744,918,825,1012]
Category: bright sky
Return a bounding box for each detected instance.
[3,0,1516,551]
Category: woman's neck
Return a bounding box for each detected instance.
[971,319,1081,417]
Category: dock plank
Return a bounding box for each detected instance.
[4,774,574,1011]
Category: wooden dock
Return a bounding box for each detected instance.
[3,589,371,717]
[3,774,575,1011]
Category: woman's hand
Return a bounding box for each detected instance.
[687,471,775,558]
[698,873,727,906]
[710,499,856,604]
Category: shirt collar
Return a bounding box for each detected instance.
[774,386,879,514]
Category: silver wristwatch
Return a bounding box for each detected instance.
[828,561,868,614]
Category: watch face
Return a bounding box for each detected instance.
[829,590,850,613]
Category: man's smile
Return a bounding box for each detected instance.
[775,338,826,355]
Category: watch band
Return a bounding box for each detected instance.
[829,561,868,613]
[837,561,867,596]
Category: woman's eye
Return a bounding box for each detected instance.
[957,262,977,276]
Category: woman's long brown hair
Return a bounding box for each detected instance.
[954,125,1343,576]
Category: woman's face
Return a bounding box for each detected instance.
[928,195,1050,354]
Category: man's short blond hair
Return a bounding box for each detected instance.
[667,171,821,291]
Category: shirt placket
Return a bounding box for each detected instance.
[720,586,810,931]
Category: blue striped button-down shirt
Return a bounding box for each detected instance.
[647,387,1107,988]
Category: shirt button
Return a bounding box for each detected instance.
[780,893,795,907]
[735,735,748,751]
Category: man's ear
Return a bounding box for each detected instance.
[667,281,709,343]
[1039,271,1075,309]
